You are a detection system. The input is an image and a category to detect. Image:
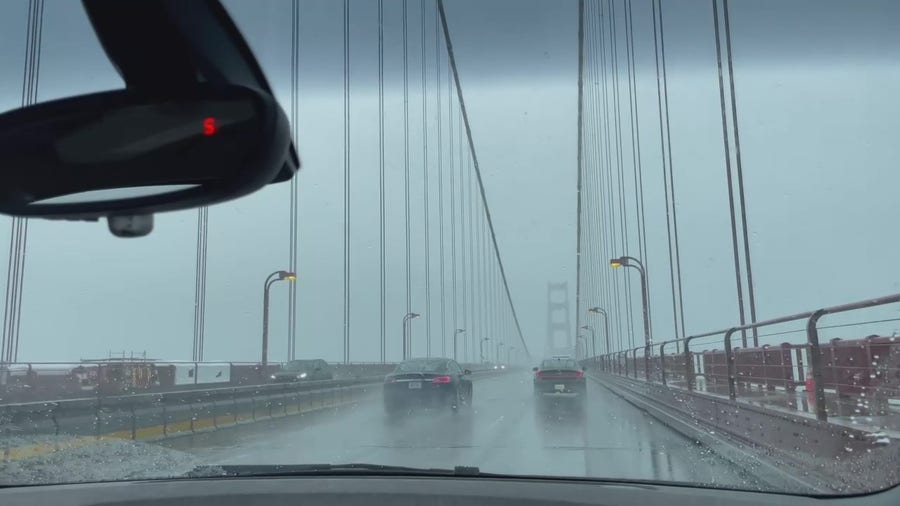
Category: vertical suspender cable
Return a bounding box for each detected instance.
[623,0,651,340]
[587,0,603,350]
[200,208,208,360]
[587,0,601,353]
[287,0,300,361]
[342,0,351,363]
[193,211,203,361]
[438,0,530,358]
[712,0,748,347]
[193,207,208,361]
[651,0,680,342]
[3,0,43,363]
[594,0,615,353]
[466,150,484,360]
[598,1,622,351]
[421,0,432,357]
[435,0,447,358]
[656,0,686,339]
[723,0,758,346]
[474,171,482,358]
[403,0,413,349]
[582,0,592,350]
[575,0,586,350]
[460,109,470,362]
[378,0,387,362]
[586,0,601,353]
[608,0,635,349]
[449,49,458,360]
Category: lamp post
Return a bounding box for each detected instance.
[453,329,465,361]
[609,256,651,348]
[580,325,596,358]
[402,313,421,360]
[262,270,297,367]
[588,307,611,355]
[576,335,587,361]
[480,337,490,364]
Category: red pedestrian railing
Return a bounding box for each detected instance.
[588,292,900,422]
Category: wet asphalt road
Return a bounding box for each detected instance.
[164,372,762,489]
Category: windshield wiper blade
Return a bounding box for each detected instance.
[186,463,482,478]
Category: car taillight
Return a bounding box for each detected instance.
[534,371,543,379]
[432,376,452,384]
[385,377,396,383]
[575,370,584,378]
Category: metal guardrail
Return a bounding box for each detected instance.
[1,367,504,453]
[0,361,492,403]
[588,292,900,423]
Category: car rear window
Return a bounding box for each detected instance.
[394,359,449,373]
[541,359,578,370]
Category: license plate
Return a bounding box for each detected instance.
[554,384,565,391]
[408,381,422,389]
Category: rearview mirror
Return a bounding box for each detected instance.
[0,84,297,236]
[532,367,539,372]
[463,369,471,375]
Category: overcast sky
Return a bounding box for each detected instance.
[0,0,899,363]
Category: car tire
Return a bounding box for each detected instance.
[450,387,465,414]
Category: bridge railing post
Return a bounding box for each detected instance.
[623,350,628,377]
[659,342,667,386]
[632,348,639,379]
[644,344,651,381]
[723,328,739,400]
[806,309,829,422]
[683,336,695,391]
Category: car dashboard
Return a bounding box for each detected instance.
[1,475,897,506]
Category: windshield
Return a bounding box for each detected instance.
[0,0,898,497]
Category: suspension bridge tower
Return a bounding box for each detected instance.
[545,282,572,358]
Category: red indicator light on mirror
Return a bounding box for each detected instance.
[203,117,217,136]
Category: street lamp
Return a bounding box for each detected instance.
[402,313,421,360]
[609,256,651,348]
[588,307,611,355]
[480,337,490,363]
[262,270,297,367]
[580,325,596,358]
[576,335,587,360]
[453,329,465,361]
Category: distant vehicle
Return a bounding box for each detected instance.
[533,358,586,409]
[383,358,472,416]
[270,359,333,383]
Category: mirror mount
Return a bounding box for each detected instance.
[108,214,154,238]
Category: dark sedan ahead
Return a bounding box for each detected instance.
[383,358,472,415]
[533,358,586,407]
